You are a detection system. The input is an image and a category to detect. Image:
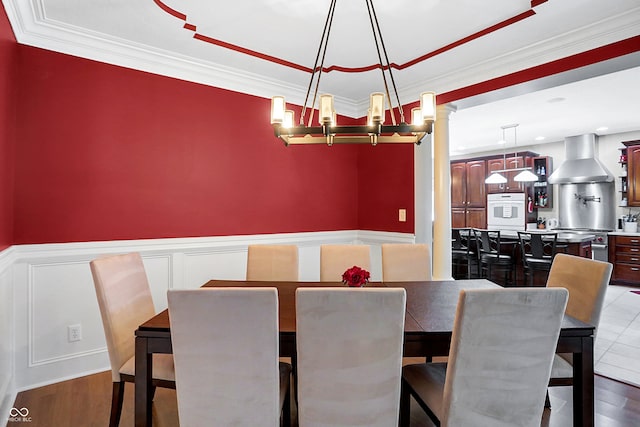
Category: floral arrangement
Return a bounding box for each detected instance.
[342,266,370,287]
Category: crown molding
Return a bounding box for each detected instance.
[4,1,640,117]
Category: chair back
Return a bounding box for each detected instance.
[296,288,406,426]
[518,231,557,266]
[452,228,473,256]
[442,288,568,427]
[246,244,299,281]
[168,288,281,427]
[473,229,501,256]
[320,244,371,282]
[381,243,431,281]
[546,253,613,328]
[90,252,156,382]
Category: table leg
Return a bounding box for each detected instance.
[135,336,153,427]
[572,335,594,427]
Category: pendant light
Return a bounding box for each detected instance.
[485,128,508,184]
[511,125,538,182]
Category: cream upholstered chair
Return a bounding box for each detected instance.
[400,288,568,427]
[546,253,613,393]
[381,243,431,281]
[90,252,175,427]
[319,244,371,282]
[168,287,291,427]
[246,244,299,281]
[296,287,406,426]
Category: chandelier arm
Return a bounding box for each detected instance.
[369,0,404,124]
[301,0,336,126]
[307,0,337,128]
[365,0,398,126]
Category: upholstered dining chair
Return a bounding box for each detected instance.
[545,253,613,404]
[319,244,371,282]
[167,287,291,427]
[246,244,299,281]
[400,287,569,427]
[296,287,406,427]
[90,252,175,427]
[381,243,432,281]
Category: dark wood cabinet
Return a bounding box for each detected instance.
[609,234,640,286]
[623,140,640,207]
[451,160,486,228]
[486,154,538,194]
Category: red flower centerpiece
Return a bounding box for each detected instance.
[342,266,370,287]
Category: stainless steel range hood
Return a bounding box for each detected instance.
[547,134,614,184]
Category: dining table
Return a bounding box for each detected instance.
[134,279,595,427]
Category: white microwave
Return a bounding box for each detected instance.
[487,193,527,231]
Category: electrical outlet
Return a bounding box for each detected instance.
[399,208,406,222]
[68,324,82,342]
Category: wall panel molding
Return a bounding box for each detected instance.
[6,230,414,390]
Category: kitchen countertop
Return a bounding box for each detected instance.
[609,231,640,237]
[498,229,595,243]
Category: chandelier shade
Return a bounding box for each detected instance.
[270,0,435,146]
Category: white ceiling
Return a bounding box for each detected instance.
[3,0,640,153]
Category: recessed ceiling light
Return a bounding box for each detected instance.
[596,126,608,132]
[547,97,566,103]
[498,139,507,144]
[535,136,546,141]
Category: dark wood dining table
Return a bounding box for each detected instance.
[134,279,595,427]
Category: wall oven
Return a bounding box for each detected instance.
[487,193,527,231]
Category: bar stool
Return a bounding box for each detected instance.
[473,229,515,287]
[452,228,476,279]
[517,231,558,287]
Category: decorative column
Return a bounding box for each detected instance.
[414,133,432,247]
[432,103,457,280]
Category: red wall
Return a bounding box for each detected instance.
[12,47,415,244]
[0,4,16,250]
[357,143,414,233]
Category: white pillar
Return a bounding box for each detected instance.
[432,103,457,280]
[414,134,432,246]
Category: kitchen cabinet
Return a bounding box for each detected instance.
[486,154,537,194]
[608,234,640,286]
[532,156,553,209]
[622,140,640,207]
[451,160,486,228]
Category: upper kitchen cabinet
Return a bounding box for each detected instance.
[622,140,640,206]
[486,152,539,194]
[451,160,486,228]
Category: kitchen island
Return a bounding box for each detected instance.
[497,229,594,259]
[487,229,594,286]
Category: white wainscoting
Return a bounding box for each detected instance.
[2,229,414,398]
[0,247,15,423]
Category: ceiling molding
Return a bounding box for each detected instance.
[3,0,640,119]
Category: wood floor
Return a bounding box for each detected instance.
[8,370,640,426]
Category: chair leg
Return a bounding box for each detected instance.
[281,384,291,427]
[399,379,411,427]
[109,381,125,427]
[545,390,551,408]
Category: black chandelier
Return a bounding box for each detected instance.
[270,0,436,146]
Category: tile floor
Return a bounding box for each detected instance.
[595,284,640,387]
